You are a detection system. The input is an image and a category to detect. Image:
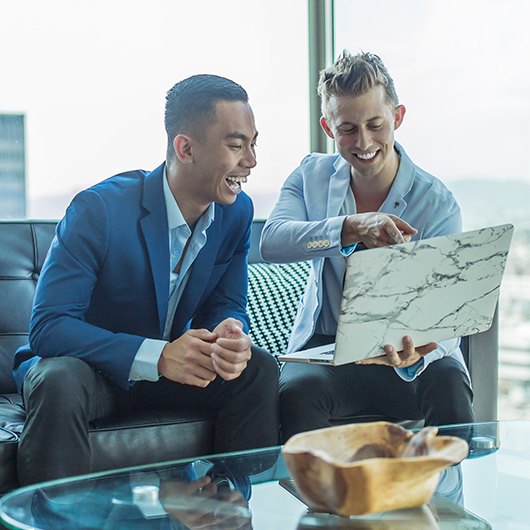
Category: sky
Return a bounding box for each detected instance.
[1,0,309,217]
[335,0,530,184]
[1,0,529,219]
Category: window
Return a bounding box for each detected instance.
[334,0,530,419]
[1,0,310,220]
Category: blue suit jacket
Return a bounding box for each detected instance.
[14,163,253,391]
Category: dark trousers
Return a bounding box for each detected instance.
[18,346,279,486]
[279,334,475,442]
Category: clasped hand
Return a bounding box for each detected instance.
[157,318,252,387]
[355,335,438,368]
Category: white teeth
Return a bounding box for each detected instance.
[357,151,377,160]
[226,176,247,187]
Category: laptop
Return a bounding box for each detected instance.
[278,223,514,365]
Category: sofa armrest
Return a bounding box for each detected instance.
[462,307,499,422]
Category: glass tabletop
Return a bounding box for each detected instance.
[1,421,529,529]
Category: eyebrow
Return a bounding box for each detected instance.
[225,132,259,142]
[339,116,384,127]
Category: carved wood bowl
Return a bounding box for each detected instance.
[282,421,468,516]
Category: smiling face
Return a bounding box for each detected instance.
[172,99,258,220]
[320,85,405,187]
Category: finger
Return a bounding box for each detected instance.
[400,336,436,357]
[385,227,406,245]
[186,336,219,368]
[225,325,243,340]
[214,318,244,340]
[355,354,390,366]
[191,364,218,381]
[211,344,250,366]
[225,319,243,335]
[215,335,252,353]
[188,328,218,343]
[211,344,248,379]
[400,335,415,359]
[389,215,418,236]
[178,360,217,387]
[384,344,403,366]
[184,373,216,388]
[212,356,248,380]
[416,342,438,355]
[212,360,247,380]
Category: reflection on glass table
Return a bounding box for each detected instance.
[3,421,530,530]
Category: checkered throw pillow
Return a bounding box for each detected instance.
[247,261,311,358]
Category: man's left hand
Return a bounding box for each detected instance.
[355,335,438,368]
[211,318,252,380]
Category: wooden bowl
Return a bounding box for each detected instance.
[282,421,468,516]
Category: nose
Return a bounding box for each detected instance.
[355,127,371,151]
[241,146,257,169]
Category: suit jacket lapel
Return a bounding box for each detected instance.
[327,157,352,217]
[140,164,170,337]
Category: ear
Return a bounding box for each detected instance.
[394,105,406,130]
[320,117,335,139]
[173,134,194,163]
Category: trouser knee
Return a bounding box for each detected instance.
[25,357,94,401]
[279,365,330,406]
[23,357,103,421]
[415,358,474,425]
[240,346,279,391]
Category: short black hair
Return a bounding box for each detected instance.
[164,74,248,159]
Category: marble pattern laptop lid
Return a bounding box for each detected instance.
[332,223,514,364]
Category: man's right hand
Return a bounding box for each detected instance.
[341,212,417,249]
[158,329,218,387]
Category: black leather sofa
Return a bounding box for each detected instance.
[0,219,499,493]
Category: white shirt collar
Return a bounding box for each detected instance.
[163,166,187,231]
[162,166,215,232]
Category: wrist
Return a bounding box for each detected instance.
[341,215,361,247]
[157,345,169,377]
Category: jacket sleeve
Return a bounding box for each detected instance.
[260,156,348,263]
[29,191,144,389]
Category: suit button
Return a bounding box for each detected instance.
[317,240,323,248]
[323,239,330,247]
[307,241,313,249]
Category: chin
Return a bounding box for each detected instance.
[218,194,239,205]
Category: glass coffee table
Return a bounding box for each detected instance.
[1,421,529,529]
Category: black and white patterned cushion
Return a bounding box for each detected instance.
[247,261,310,358]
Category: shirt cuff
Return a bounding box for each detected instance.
[395,358,425,381]
[340,243,357,256]
[129,339,167,382]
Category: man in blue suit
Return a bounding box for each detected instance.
[14,74,280,485]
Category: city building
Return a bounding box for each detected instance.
[0,114,25,219]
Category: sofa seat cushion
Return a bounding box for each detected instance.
[89,411,216,474]
[0,394,25,431]
[0,389,216,493]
